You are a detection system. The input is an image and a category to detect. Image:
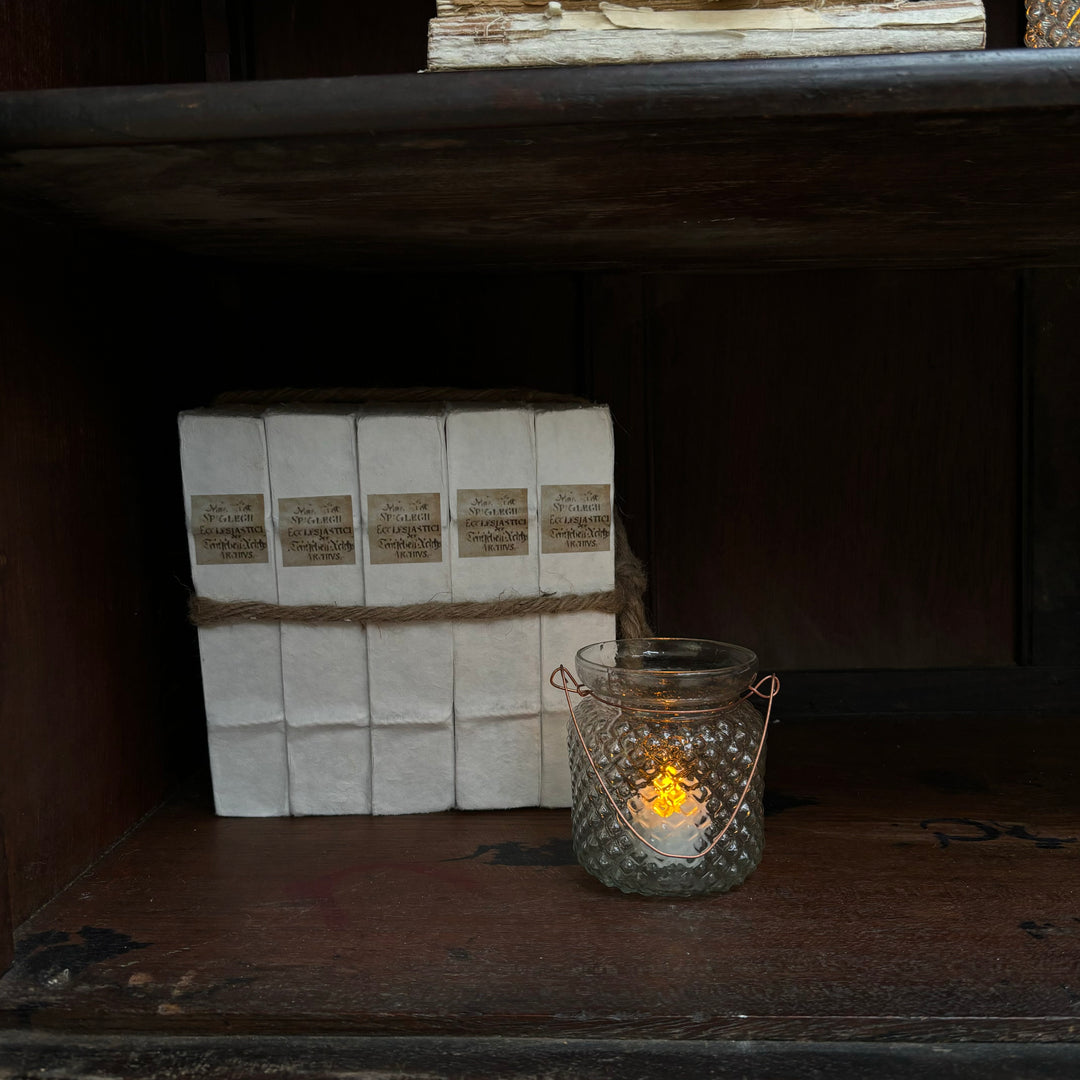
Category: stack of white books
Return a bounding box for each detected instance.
[179,401,616,816]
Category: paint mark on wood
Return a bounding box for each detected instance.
[448,838,576,866]
[1020,919,1080,941]
[13,926,150,985]
[922,819,1078,850]
[764,791,819,816]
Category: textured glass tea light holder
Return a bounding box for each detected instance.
[553,639,778,898]
[1026,0,1080,46]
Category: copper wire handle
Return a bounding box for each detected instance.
[551,665,779,862]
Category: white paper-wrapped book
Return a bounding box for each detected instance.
[446,405,543,810]
[427,0,986,71]
[535,404,617,807]
[265,406,371,816]
[179,408,288,817]
[358,407,456,815]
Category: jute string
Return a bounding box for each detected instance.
[190,387,651,639]
[190,514,649,637]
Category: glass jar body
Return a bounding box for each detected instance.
[1026,0,1080,47]
[568,639,766,898]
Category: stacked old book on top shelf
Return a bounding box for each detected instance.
[426,0,985,70]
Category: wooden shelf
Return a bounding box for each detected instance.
[2,39,1079,1075]
[2,713,1077,1052]
[1,50,1080,271]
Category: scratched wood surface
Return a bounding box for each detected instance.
[1,714,1076,1041]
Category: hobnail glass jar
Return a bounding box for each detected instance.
[566,638,771,897]
[1026,0,1080,46]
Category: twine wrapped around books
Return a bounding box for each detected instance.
[190,514,650,638]
[191,386,650,639]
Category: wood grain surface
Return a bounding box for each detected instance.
[1023,270,1080,668]
[647,270,1018,670]
[1,714,1076,1041]
[2,54,1080,271]
[0,818,11,976]
[3,1032,1080,1079]
[0,0,204,91]
[2,110,1076,273]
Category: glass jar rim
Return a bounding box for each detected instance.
[576,637,757,679]
[574,638,758,710]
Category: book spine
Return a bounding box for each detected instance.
[436,0,803,13]
[179,409,287,817]
[446,406,541,809]
[357,408,455,815]
[265,407,370,815]
[427,4,986,71]
[535,405,616,807]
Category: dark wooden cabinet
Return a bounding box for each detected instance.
[0,9,1077,1076]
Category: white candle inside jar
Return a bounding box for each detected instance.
[627,762,711,859]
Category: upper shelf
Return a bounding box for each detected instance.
[2,50,1080,271]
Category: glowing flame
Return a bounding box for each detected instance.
[650,764,688,818]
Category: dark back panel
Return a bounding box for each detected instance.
[1024,269,1080,667]
[250,1,435,80]
[645,270,1019,670]
[0,0,204,91]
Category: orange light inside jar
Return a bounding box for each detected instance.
[650,764,688,818]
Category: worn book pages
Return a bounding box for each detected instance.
[437,0,803,12]
[446,406,541,809]
[427,0,986,70]
[179,408,287,817]
[265,406,370,816]
[535,405,616,807]
[358,407,455,815]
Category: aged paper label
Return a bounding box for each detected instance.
[457,488,530,558]
[367,493,443,565]
[278,495,356,568]
[191,494,269,565]
[541,484,612,554]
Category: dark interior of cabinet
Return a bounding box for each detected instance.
[0,1,1078,1060]
[3,218,1076,932]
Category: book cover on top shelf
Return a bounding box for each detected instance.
[427,0,986,70]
